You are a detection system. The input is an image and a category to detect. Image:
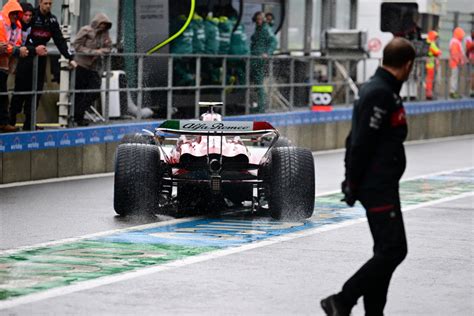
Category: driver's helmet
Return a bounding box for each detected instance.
[199,112,222,121]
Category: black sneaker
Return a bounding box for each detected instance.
[320,294,351,316]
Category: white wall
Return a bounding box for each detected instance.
[445,0,474,12]
[356,0,393,82]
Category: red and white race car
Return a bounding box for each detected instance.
[114,104,315,220]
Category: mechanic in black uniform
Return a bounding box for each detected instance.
[9,0,76,131]
[321,37,416,316]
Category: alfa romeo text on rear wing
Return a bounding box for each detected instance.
[156,120,279,137]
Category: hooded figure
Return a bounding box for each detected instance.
[449,27,465,69]
[449,27,466,97]
[73,13,112,72]
[72,13,112,126]
[0,0,23,72]
[0,0,23,133]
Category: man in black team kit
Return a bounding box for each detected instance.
[9,0,76,131]
[321,37,416,316]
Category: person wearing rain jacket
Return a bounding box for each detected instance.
[72,13,112,126]
[9,0,76,131]
[250,11,277,113]
[170,15,194,86]
[19,2,34,46]
[0,0,25,133]
[425,30,441,100]
[449,27,466,98]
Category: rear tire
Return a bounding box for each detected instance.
[114,144,161,216]
[267,147,315,220]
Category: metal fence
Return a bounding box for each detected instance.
[5,52,472,129]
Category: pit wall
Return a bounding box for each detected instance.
[0,99,473,184]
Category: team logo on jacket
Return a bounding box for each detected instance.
[391,107,407,127]
[370,106,386,129]
[31,30,52,38]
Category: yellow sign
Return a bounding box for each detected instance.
[312,85,333,93]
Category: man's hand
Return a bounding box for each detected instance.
[341,180,357,207]
[19,46,29,58]
[97,48,110,56]
[35,45,48,56]
[0,42,7,55]
[69,60,78,68]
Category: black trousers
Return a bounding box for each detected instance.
[73,66,101,122]
[9,56,47,129]
[340,188,408,316]
[0,71,9,125]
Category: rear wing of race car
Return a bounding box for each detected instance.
[155,120,279,166]
[156,120,279,137]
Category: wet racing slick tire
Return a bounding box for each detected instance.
[120,134,156,145]
[267,147,315,220]
[114,143,161,216]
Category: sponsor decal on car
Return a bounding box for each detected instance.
[159,120,275,133]
[180,121,253,131]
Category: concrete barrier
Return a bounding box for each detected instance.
[0,100,473,184]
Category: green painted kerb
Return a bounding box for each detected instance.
[316,173,474,211]
[0,241,216,300]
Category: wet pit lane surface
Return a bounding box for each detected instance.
[0,136,473,314]
[1,167,472,304]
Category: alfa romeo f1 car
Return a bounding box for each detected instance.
[114,104,315,220]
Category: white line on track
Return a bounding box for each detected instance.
[0,172,114,189]
[0,191,472,309]
[402,166,473,181]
